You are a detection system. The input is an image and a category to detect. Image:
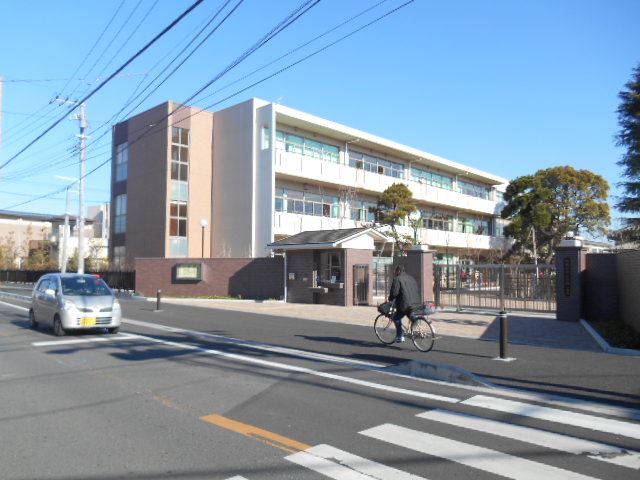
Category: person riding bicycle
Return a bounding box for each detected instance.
[388,265,421,343]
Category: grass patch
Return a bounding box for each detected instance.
[588,319,640,350]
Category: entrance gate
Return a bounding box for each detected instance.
[353,264,370,306]
[434,263,556,312]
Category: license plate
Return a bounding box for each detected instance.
[81,317,96,326]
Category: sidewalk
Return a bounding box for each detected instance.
[156,298,603,352]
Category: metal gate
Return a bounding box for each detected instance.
[434,263,556,312]
[353,264,370,306]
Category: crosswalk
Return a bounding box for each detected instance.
[223,392,640,479]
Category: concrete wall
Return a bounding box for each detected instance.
[584,254,618,323]
[211,99,257,258]
[616,251,640,333]
[255,103,275,257]
[135,257,283,299]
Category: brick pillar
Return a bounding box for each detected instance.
[555,240,587,321]
[393,245,436,304]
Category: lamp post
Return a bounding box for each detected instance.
[409,210,422,245]
[200,219,208,258]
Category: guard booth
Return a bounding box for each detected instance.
[268,227,390,306]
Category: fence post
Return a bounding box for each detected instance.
[456,261,462,312]
[499,309,509,359]
[156,289,162,311]
[500,264,505,312]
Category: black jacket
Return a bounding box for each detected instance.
[388,272,421,313]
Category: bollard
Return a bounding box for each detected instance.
[156,289,162,311]
[499,310,508,359]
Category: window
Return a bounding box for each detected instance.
[410,166,453,190]
[274,187,342,218]
[275,130,340,163]
[169,201,187,237]
[115,143,128,181]
[171,127,189,182]
[113,246,126,269]
[261,126,270,150]
[349,151,405,178]
[420,209,454,231]
[457,179,491,200]
[456,216,491,235]
[319,251,342,284]
[350,200,378,222]
[114,194,127,234]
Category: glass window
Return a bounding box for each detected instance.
[171,180,189,201]
[421,209,454,231]
[169,238,188,258]
[410,166,453,190]
[273,187,343,218]
[169,201,187,238]
[349,151,404,178]
[319,251,342,284]
[114,194,127,234]
[261,126,270,150]
[113,246,126,269]
[275,130,340,164]
[456,216,491,235]
[61,276,111,296]
[457,179,491,200]
[115,143,128,182]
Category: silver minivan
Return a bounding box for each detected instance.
[30,273,122,336]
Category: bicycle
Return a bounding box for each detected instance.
[374,302,436,352]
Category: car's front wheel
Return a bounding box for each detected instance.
[29,309,39,329]
[53,315,65,337]
[107,326,119,334]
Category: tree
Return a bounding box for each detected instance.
[615,63,640,241]
[501,166,610,262]
[374,183,417,255]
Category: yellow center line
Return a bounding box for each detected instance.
[201,414,311,453]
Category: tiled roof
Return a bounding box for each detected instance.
[269,228,371,247]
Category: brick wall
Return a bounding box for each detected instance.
[346,249,373,306]
[616,251,640,333]
[135,257,283,299]
[584,254,618,322]
[285,250,315,304]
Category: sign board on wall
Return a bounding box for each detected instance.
[175,263,202,281]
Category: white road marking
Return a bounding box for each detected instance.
[225,477,249,480]
[288,444,426,479]
[0,299,28,312]
[32,333,140,347]
[286,450,372,479]
[462,395,640,440]
[418,409,640,469]
[110,331,461,403]
[361,424,599,480]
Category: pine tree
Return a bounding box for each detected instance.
[616,63,640,240]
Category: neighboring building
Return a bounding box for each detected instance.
[111,99,508,266]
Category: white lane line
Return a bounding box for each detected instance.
[225,477,249,480]
[462,395,640,440]
[32,333,140,347]
[286,450,372,479]
[124,318,386,368]
[0,299,28,312]
[117,332,460,404]
[361,424,598,480]
[418,409,640,469]
[291,444,427,479]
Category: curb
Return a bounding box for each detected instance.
[580,319,640,357]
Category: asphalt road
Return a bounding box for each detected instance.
[0,288,639,480]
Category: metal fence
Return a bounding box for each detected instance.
[0,270,136,291]
[434,263,556,312]
[372,259,392,299]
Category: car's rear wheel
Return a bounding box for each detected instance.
[29,309,39,329]
[53,315,65,337]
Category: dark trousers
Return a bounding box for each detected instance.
[392,309,409,338]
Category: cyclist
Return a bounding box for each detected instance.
[388,265,421,343]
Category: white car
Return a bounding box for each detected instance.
[30,273,122,336]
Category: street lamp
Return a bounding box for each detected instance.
[200,219,208,258]
[409,210,421,245]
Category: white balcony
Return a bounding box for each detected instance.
[273,212,359,237]
[274,149,501,215]
[419,228,507,251]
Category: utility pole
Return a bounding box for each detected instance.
[56,98,88,274]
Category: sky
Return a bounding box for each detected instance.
[0,0,638,234]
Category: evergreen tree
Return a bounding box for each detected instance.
[615,63,640,241]
[374,183,417,255]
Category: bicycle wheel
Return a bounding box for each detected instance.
[410,317,435,352]
[374,314,397,345]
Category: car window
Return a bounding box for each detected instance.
[37,278,50,292]
[61,276,112,296]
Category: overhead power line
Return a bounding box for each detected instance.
[0,0,206,172]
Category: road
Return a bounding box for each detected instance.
[0,286,639,479]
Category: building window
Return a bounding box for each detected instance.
[114,194,127,234]
[456,216,491,235]
[113,246,126,269]
[420,209,454,231]
[350,200,378,222]
[457,179,491,200]
[115,143,128,182]
[169,201,187,237]
[348,151,405,179]
[319,251,342,284]
[261,126,270,150]
[274,187,342,218]
[411,166,453,190]
[275,130,340,163]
